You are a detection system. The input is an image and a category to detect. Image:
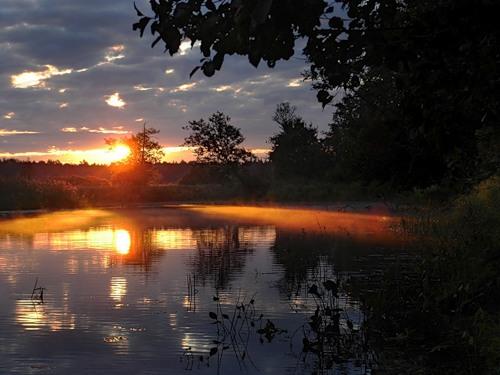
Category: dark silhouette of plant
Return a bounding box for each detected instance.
[183,111,254,165]
[269,103,326,180]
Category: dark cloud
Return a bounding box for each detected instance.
[0,0,332,159]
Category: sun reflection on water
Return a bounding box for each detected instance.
[110,277,127,307]
[114,229,131,255]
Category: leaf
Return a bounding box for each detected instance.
[209,311,217,319]
[133,17,151,38]
[213,52,225,70]
[151,36,162,48]
[317,90,333,108]
[325,6,334,13]
[206,0,216,11]
[323,280,338,295]
[308,284,320,297]
[248,50,261,68]
[209,347,218,356]
[347,319,354,330]
[222,314,230,319]
[202,61,216,77]
[328,16,343,29]
[190,66,200,78]
[134,2,144,17]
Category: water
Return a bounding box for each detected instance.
[0,205,402,374]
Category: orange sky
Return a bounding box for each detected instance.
[0,145,270,164]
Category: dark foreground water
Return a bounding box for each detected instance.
[0,205,403,374]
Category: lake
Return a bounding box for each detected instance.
[0,205,405,374]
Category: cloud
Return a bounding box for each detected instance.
[11,65,73,88]
[0,129,39,136]
[61,126,129,134]
[0,0,334,162]
[104,44,125,63]
[3,112,15,119]
[170,82,197,93]
[104,92,126,108]
[287,78,303,87]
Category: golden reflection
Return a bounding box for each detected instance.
[15,299,76,331]
[110,277,127,305]
[114,229,131,255]
[152,229,196,250]
[185,205,400,244]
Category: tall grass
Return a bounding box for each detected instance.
[367,176,500,374]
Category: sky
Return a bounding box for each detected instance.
[0,0,332,164]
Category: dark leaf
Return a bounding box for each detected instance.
[206,0,216,11]
[325,6,334,13]
[133,17,151,38]
[222,314,230,319]
[209,311,217,319]
[134,2,144,17]
[209,347,218,356]
[190,66,201,78]
[151,36,162,48]
[328,16,343,29]
[213,52,224,70]
[248,50,261,68]
[202,61,216,77]
[317,90,333,108]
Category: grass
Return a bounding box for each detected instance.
[364,176,500,374]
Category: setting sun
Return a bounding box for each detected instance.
[105,144,130,164]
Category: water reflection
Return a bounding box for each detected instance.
[110,277,127,305]
[0,206,402,374]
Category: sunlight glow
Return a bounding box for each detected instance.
[105,144,131,164]
[11,65,73,88]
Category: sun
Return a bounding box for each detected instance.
[106,144,131,163]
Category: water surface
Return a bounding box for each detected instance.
[0,206,402,374]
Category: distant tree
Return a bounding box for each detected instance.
[183,112,254,165]
[106,126,165,189]
[107,125,165,166]
[269,103,326,180]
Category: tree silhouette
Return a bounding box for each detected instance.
[106,125,164,166]
[134,0,500,185]
[183,111,254,165]
[106,126,165,189]
[269,103,326,179]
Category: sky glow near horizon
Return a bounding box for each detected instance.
[0,0,332,164]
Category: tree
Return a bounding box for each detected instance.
[106,126,165,188]
[107,125,165,166]
[269,103,326,180]
[134,0,500,185]
[183,111,254,165]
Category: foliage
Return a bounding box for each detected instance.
[0,178,83,210]
[135,0,500,187]
[269,103,327,180]
[183,111,254,165]
[367,176,500,373]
